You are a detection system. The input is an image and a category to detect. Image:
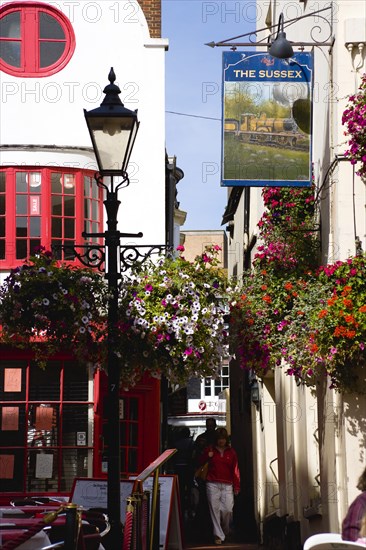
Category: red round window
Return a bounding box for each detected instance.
[0,1,75,77]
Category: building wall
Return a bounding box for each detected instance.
[226,0,366,545]
[181,230,227,267]
[0,0,168,247]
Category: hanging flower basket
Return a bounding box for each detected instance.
[0,248,108,367]
[229,184,366,394]
[342,73,366,180]
[116,245,230,386]
[0,246,231,388]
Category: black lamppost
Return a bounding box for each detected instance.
[84,67,141,549]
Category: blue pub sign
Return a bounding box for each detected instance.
[221,51,314,187]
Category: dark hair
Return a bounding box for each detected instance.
[179,426,190,439]
[214,427,229,444]
[206,418,216,429]
[357,467,366,492]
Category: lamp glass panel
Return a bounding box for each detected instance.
[87,115,135,173]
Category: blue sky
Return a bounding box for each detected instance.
[162,1,255,230]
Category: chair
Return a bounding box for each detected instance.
[304,533,366,549]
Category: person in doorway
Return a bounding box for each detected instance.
[342,466,366,542]
[194,417,217,450]
[173,426,194,520]
[190,418,218,539]
[200,427,240,545]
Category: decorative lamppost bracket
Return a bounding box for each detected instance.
[205,6,334,53]
[53,241,171,274]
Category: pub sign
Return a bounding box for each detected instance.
[222,51,313,187]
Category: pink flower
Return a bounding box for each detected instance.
[176,245,185,252]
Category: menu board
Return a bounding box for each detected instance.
[70,475,183,549]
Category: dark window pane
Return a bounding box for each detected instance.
[27,450,58,493]
[27,405,59,447]
[0,405,26,446]
[16,195,27,214]
[0,450,24,492]
[64,218,74,239]
[0,41,21,67]
[0,240,4,259]
[0,195,5,215]
[0,12,20,37]
[16,217,27,236]
[128,448,137,472]
[62,405,88,445]
[64,197,75,216]
[84,199,90,219]
[61,449,89,492]
[84,178,91,197]
[52,240,62,260]
[0,172,6,192]
[30,217,41,237]
[16,172,27,192]
[0,362,27,400]
[16,239,27,259]
[30,239,41,255]
[92,222,99,234]
[51,195,62,216]
[92,201,98,220]
[63,366,89,401]
[39,12,65,39]
[129,399,138,420]
[29,362,61,400]
[92,184,98,200]
[29,172,42,190]
[120,449,126,472]
[40,41,65,67]
[52,217,62,238]
[63,174,75,193]
[51,173,62,194]
[129,424,138,446]
[63,242,75,261]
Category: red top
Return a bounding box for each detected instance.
[200,445,241,493]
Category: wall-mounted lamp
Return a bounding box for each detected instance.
[268,13,294,59]
[251,380,261,406]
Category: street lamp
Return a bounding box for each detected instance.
[268,13,294,59]
[84,67,141,549]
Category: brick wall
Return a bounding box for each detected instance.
[138,0,161,37]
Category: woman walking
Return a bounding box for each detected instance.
[199,427,240,545]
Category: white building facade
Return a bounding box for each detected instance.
[0,0,168,267]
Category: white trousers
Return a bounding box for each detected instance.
[206,481,234,541]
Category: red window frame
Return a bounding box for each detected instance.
[0,354,94,498]
[0,167,103,269]
[0,2,75,77]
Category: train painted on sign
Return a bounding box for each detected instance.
[224,113,306,148]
